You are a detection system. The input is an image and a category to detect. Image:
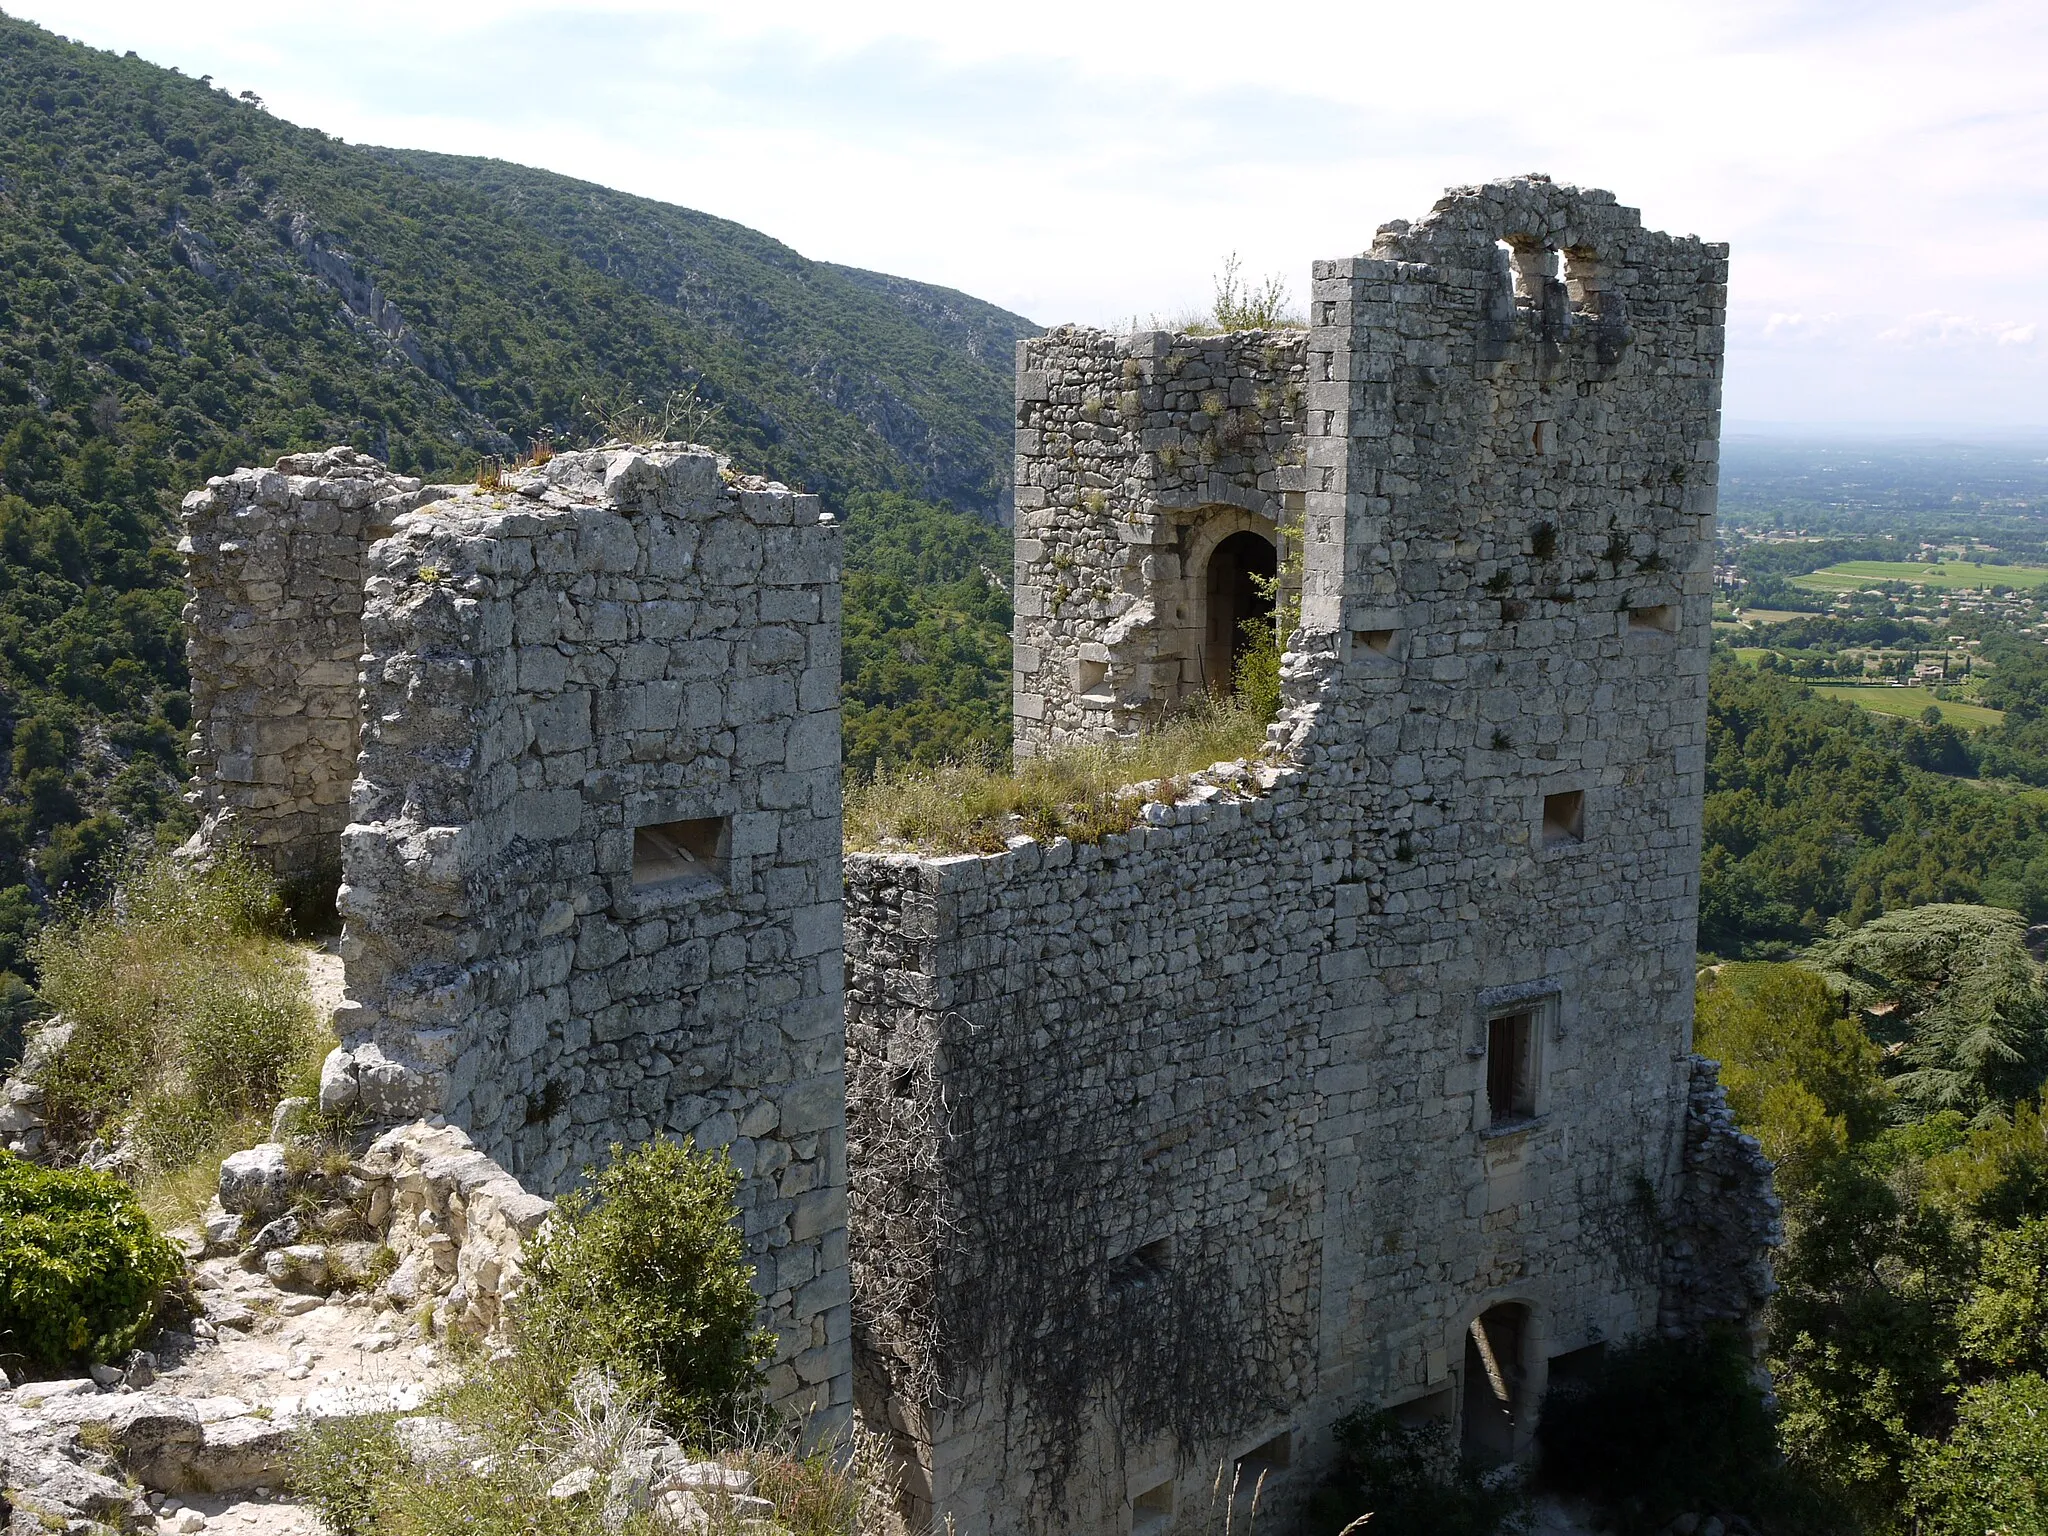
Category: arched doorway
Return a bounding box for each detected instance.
[1202,530,1277,695]
[1461,1303,1529,1467]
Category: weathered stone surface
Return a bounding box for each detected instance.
[181,446,426,890]
[1,1445,139,1525]
[263,1243,329,1292]
[187,1415,295,1492]
[217,1144,291,1217]
[1660,1056,1783,1344]
[1011,329,1309,749]
[101,1395,204,1488]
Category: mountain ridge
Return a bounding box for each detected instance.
[0,12,1029,969]
[0,14,1035,508]
[367,147,1035,514]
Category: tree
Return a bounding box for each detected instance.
[1906,1373,2048,1536]
[1806,904,2048,1121]
[1694,963,1886,1193]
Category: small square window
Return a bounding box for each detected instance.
[1076,658,1110,698]
[1487,1012,1536,1124]
[1131,1478,1174,1536]
[1542,790,1584,847]
[1233,1430,1292,1491]
[632,817,727,889]
[1629,604,1678,634]
[1353,628,1396,657]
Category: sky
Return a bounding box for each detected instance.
[16,0,2048,432]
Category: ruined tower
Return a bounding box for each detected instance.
[845,177,1769,1534]
[181,444,852,1432]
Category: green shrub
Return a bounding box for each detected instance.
[292,1413,409,1536]
[1233,616,1283,724]
[0,1150,181,1368]
[1693,963,1887,1196]
[1535,1331,1789,1534]
[1305,1411,1524,1536]
[515,1138,772,1439]
[31,849,323,1169]
[1906,1372,2048,1535]
[1957,1215,2048,1374]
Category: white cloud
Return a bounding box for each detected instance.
[16,0,2048,427]
[1875,311,2042,349]
[1760,312,1844,342]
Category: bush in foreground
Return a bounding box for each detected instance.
[1536,1331,1816,1534]
[1305,1411,1525,1536]
[293,1139,880,1536]
[0,1150,181,1370]
[517,1137,773,1440]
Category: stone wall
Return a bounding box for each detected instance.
[183,444,852,1433]
[845,176,1733,1535]
[178,447,423,895]
[1012,330,1308,751]
[1658,1057,1783,1347]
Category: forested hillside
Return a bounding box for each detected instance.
[839,492,1012,779]
[381,151,1033,514]
[1703,662,2048,957]
[0,14,1028,983]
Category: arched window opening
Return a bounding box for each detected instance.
[1461,1303,1530,1466]
[1202,530,1278,696]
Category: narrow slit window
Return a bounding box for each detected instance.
[632,817,728,889]
[1131,1478,1174,1536]
[1542,790,1584,847]
[1353,628,1396,657]
[1487,1012,1536,1124]
[1629,604,1678,634]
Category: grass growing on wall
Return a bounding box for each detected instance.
[844,698,1273,855]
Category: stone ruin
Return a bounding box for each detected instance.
[170,177,1779,1536]
[178,443,851,1433]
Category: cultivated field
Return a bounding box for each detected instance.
[1811,683,2005,727]
[1791,560,2048,593]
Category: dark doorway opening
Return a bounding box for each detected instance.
[1462,1304,1529,1466]
[1203,531,1278,695]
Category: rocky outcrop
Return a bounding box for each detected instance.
[0,1018,71,1159]
[202,1119,551,1343]
[356,1121,553,1339]
[1,1119,551,1536]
